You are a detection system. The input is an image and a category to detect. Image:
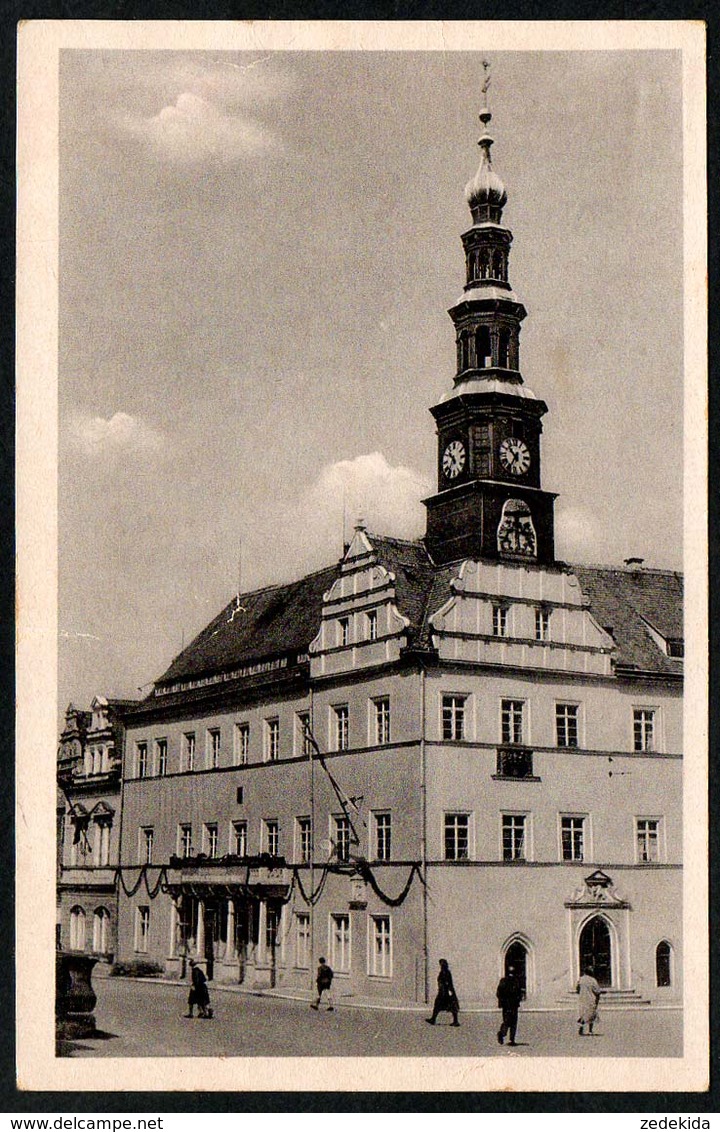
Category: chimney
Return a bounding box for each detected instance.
[624,557,645,568]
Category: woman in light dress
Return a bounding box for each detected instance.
[576,965,602,1036]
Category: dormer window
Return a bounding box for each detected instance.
[367,610,378,641]
[666,639,684,658]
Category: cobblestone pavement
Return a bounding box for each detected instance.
[58,976,683,1059]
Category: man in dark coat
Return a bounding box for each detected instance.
[496,964,522,1045]
[426,958,460,1026]
[311,957,335,1011]
[185,959,211,1018]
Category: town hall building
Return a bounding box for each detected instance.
[58,94,683,1009]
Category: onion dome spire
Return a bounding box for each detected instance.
[464,61,507,223]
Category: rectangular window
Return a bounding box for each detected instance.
[140,826,154,865]
[333,704,349,751]
[207,728,221,769]
[442,695,466,741]
[561,815,585,861]
[492,604,509,637]
[264,819,279,857]
[370,915,392,977]
[233,722,250,765]
[633,708,656,752]
[296,913,311,969]
[296,817,312,863]
[183,732,195,772]
[178,823,192,857]
[501,699,524,745]
[373,697,391,745]
[232,820,248,857]
[265,906,279,957]
[333,814,351,862]
[636,818,661,862]
[331,913,351,972]
[535,608,551,641]
[204,823,218,858]
[556,703,579,748]
[135,906,150,953]
[337,617,349,647]
[296,712,311,757]
[154,738,167,777]
[444,813,470,861]
[367,610,378,641]
[265,718,280,762]
[374,812,392,861]
[96,822,111,866]
[136,741,148,779]
[502,814,527,861]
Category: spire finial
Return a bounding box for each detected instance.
[480,59,492,127]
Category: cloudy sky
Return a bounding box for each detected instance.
[58,48,683,709]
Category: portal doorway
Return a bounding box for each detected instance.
[504,941,528,999]
[579,916,612,986]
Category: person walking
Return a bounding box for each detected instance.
[184,958,211,1019]
[311,957,335,1011]
[496,964,523,1045]
[576,965,602,1035]
[426,958,460,1026]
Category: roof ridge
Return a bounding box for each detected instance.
[572,562,683,577]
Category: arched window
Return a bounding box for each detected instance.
[475,326,492,368]
[93,907,110,954]
[479,250,490,279]
[458,333,469,372]
[498,328,510,368]
[70,906,86,951]
[656,940,672,987]
[492,250,504,279]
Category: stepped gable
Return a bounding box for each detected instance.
[140,540,682,705]
[154,562,340,690]
[361,533,436,642]
[573,566,684,677]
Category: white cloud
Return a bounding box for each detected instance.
[266,452,431,580]
[71,412,165,457]
[123,91,280,166]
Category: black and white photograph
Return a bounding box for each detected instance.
[16,20,707,1093]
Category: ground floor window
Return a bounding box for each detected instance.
[369,915,392,978]
[135,906,150,953]
[656,940,672,987]
[331,913,351,973]
[295,913,310,969]
[92,907,110,954]
[69,906,86,951]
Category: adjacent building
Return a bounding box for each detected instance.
[60,95,683,1007]
[57,696,135,965]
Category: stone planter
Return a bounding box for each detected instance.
[56,952,98,1038]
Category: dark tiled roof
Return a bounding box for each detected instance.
[573,566,683,676]
[156,563,340,687]
[149,540,682,695]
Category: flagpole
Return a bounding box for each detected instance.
[308,691,315,996]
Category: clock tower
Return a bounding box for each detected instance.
[424,82,556,566]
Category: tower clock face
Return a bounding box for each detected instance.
[442,440,466,480]
[499,437,531,476]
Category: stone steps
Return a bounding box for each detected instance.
[558,988,652,1007]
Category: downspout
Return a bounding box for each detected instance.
[420,664,429,1004]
